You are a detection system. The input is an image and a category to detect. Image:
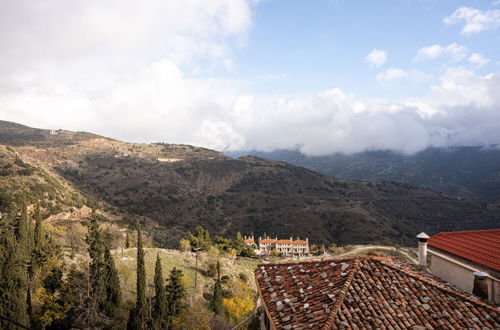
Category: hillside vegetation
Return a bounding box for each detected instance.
[1,120,499,249]
[229,147,500,202]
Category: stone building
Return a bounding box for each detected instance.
[257,237,309,256]
[243,235,257,248]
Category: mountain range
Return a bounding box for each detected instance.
[226,147,500,202]
[1,120,499,248]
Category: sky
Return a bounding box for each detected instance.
[0,0,500,155]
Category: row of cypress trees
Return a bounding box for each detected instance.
[128,222,186,330]
[0,201,50,329]
[0,198,187,329]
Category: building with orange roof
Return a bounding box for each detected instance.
[417,229,500,305]
[243,235,257,248]
[257,236,309,257]
[255,256,500,329]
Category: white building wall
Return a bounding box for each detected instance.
[430,251,500,304]
[431,254,475,293]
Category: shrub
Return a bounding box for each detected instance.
[238,273,248,283]
[220,275,230,284]
[206,263,217,278]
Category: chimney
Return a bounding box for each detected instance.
[290,236,293,241]
[306,237,308,242]
[416,232,430,268]
[472,271,490,301]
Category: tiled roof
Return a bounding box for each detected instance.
[260,239,277,244]
[244,238,255,243]
[259,239,309,245]
[255,257,499,329]
[428,229,500,272]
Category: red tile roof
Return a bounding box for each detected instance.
[428,229,500,272]
[244,238,254,243]
[255,257,499,329]
[260,239,277,244]
[259,238,309,245]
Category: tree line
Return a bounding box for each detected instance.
[0,200,186,329]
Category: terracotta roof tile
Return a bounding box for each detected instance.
[244,238,254,243]
[255,257,500,329]
[259,239,277,244]
[428,229,500,271]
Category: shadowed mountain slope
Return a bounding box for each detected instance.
[1,121,499,248]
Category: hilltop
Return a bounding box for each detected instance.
[1,120,499,248]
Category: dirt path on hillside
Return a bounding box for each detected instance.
[333,245,418,264]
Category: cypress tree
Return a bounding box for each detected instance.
[86,212,105,302]
[128,222,149,330]
[103,233,121,316]
[211,261,224,315]
[125,231,130,248]
[30,203,44,276]
[0,210,30,329]
[165,267,186,327]
[152,254,166,329]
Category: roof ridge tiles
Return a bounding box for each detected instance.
[255,257,357,269]
[321,258,361,330]
[377,258,499,314]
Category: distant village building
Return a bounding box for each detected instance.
[49,129,57,135]
[243,235,257,248]
[256,236,309,256]
[255,256,500,329]
[418,229,500,305]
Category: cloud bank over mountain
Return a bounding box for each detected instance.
[0,1,499,156]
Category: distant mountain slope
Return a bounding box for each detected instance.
[1,121,499,248]
[226,147,500,202]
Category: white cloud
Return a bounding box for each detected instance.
[414,43,468,62]
[468,53,491,68]
[366,49,388,68]
[2,59,500,156]
[376,68,409,84]
[0,0,253,75]
[444,7,500,35]
[494,0,500,6]
[376,68,431,87]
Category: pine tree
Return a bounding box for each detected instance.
[165,267,186,327]
[128,222,149,330]
[152,254,166,329]
[211,261,224,315]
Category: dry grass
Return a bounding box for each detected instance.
[113,248,260,303]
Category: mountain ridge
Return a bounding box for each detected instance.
[1,120,499,248]
[226,147,500,202]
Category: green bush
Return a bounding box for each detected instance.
[206,263,217,278]
[238,272,248,283]
[220,275,230,284]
